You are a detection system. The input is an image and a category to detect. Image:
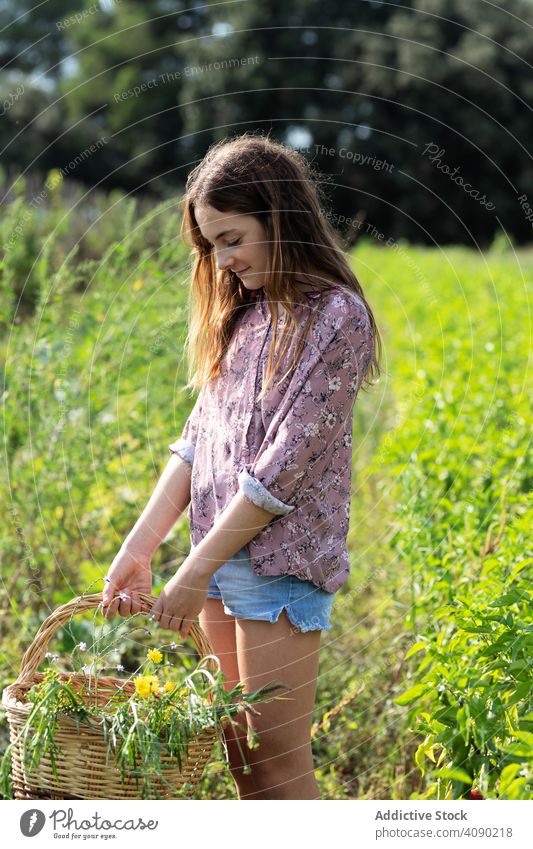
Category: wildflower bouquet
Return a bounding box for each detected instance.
[1,593,288,800]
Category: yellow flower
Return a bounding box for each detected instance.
[134,678,151,698]
[147,649,163,664]
[163,681,175,693]
[134,675,159,698]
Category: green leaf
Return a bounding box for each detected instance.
[405,641,427,659]
[394,683,428,705]
[502,742,532,758]
[500,763,521,784]
[510,558,533,580]
[489,591,529,606]
[513,731,533,749]
[436,766,472,784]
[415,741,427,775]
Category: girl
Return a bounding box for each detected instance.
[101,132,381,800]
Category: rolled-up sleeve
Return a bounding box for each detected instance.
[238,298,374,513]
[168,388,204,466]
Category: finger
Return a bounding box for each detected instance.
[180,620,192,640]
[158,609,176,630]
[129,594,143,616]
[101,595,121,619]
[118,595,132,617]
[149,601,162,623]
[101,582,116,608]
[150,594,168,624]
[168,615,182,635]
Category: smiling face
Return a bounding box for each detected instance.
[194,204,271,291]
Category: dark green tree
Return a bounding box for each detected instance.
[1,0,532,244]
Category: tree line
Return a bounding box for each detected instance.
[1,0,532,246]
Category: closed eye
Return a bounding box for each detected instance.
[226,238,241,247]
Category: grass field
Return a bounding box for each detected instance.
[1,186,531,799]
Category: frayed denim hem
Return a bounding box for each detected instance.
[221,603,332,632]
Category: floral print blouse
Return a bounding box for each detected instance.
[168,284,375,593]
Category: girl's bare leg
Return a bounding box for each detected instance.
[235,610,322,800]
[198,598,258,799]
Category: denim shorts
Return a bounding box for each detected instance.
[204,545,334,632]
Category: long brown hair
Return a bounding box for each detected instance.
[179,131,381,398]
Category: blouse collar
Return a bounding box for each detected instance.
[250,286,323,320]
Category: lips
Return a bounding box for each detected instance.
[234,267,251,275]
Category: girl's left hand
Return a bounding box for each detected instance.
[149,558,211,639]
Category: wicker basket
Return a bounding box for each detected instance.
[1,592,228,800]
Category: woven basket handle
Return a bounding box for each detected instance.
[16,592,217,684]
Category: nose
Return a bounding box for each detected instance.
[215,246,235,271]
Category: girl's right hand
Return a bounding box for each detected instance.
[101,545,153,619]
